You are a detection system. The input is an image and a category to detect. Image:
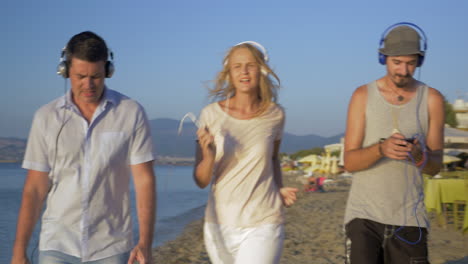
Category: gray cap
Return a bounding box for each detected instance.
[379,26,424,56]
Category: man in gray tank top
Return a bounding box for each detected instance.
[343,23,444,264]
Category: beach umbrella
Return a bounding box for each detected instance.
[330,156,339,174]
[304,164,321,173]
[443,155,461,164]
[297,154,320,163]
[445,150,465,156]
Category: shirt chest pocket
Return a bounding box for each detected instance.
[98,131,128,163]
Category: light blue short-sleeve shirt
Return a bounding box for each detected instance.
[22,87,155,261]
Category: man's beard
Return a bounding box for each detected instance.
[393,74,412,88]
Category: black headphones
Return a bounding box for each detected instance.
[56,47,115,78]
[378,22,427,67]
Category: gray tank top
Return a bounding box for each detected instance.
[344,80,429,227]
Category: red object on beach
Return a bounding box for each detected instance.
[305,177,326,192]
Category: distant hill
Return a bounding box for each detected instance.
[0,118,343,161]
[0,137,27,162]
[149,118,343,157]
[281,132,344,154]
[149,118,198,157]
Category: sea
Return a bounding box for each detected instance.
[0,163,209,263]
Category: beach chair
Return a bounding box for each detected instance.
[451,175,468,231]
[453,200,465,230]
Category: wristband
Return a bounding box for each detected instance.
[415,150,427,167]
[378,138,385,157]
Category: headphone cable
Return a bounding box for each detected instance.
[30,78,69,264]
[393,85,428,245]
[394,133,427,245]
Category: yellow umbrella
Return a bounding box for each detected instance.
[304,164,321,173]
[297,154,320,163]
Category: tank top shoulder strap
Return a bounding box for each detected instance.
[365,80,381,111]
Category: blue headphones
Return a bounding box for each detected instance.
[378,22,428,67]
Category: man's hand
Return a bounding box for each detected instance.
[128,243,152,264]
[130,162,155,264]
[11,170,49,264]
[408,138,426,164]
[10,253,30,264]
[380,133,413,160]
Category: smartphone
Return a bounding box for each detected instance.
[381,137,415,146]
[398,138,415,146]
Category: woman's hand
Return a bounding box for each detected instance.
[280,187,298,207]
[194,126,216,188]
[197,126,215,161]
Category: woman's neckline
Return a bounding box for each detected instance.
[215,101,273,121]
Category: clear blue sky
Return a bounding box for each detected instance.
[2,0,468,138]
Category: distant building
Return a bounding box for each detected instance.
[324,138,344,167]
[453,98,468,129]
[444,126,468,154]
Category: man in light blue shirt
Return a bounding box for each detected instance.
[11,31,156,264]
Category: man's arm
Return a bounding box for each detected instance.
[344,85,414,172]
[420,88,444,175]
[11,170,50,264]
[344,85,444,174]
[344,85,386,172]
[128,161,156,264]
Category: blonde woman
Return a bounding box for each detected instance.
[194,41,298,264]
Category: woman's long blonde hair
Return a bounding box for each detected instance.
[209,43,281,116]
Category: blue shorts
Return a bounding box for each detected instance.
[38,250,130,264]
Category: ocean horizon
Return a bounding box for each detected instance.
[0,163,208,263]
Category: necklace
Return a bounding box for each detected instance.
[388,85,405,102]
[383,79,405,102]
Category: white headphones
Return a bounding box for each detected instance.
[225,40,269,75]
[56,46,115,78]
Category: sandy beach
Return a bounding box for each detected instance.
[152,171,468,264]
